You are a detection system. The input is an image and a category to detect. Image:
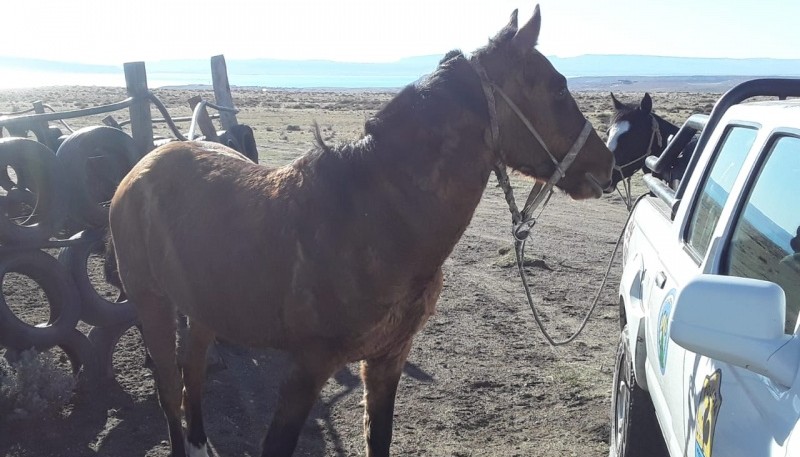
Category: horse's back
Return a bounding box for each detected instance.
[110,141,298,344]
[109,140,439,352]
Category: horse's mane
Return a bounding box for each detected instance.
[305,21,521,168]
[364,50,487,137]
[304,49,488,172]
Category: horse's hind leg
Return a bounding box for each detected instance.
[136,293,186,457]
[361,341,414,457]
[261,353,339,457]
[182,318,215,456]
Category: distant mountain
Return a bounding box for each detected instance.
[143,54,800,79]
[566,75,772,93]
[146,55,442,79]
[550,55,800,78]
[2,54,799,89]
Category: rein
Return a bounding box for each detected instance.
[470,57,605,346]
[615,115,662,210]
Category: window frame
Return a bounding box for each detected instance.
[720,128,800,333]
[682,122,760,264]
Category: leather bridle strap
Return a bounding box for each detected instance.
[471,57,592,239]
[613,114,661,176]
[470,56,612,348]
[517,121,592,235]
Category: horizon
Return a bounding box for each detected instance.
[1,53,799,90]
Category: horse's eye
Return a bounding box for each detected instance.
[557,87,568,98]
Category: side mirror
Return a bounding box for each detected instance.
[670,274,799,387]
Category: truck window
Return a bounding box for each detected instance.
[724,135,800,334]
[685,126,758,260]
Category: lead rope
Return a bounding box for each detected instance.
[472,56,637,346]
[513,193,647,345]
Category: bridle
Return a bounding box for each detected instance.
[614,114,662,211]
[470,58,593,240]
[470,56,603,346]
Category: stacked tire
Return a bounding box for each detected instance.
[0,126,142,383]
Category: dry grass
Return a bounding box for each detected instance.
[0,86,712,169]
[0,349,76,421]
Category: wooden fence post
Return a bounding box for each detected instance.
[32,101,53,150]
[124,62,154,157]
[210,55,238,130]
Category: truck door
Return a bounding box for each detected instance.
[653,125,757,455]
[686,132,800,457]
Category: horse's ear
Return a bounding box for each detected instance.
[610,92,625,110]
[508,9,519,31]
[512,4,541,51]
[493,8,519,41]
[640,93,653,114]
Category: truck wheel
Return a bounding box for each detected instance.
[609,326,668,457]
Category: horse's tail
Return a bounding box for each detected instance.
[103,231,127,301]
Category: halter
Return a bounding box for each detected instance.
[470,57,606,346]
[471,57,593,240]
[614,114,662,210]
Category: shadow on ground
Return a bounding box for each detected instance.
[0,343,434,457]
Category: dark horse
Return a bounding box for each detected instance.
[607,92,677,184]
[607,92,694,207]
[108,6,614,457]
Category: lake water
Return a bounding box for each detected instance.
[0,69,422,90]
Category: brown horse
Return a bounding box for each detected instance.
[109,6,614,457]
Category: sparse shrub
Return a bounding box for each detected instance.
[0,349,76,421]
[286,125,302,132]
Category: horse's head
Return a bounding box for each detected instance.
[470,6,614,199]
[607,92,662,186]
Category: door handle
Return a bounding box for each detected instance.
[655,271,667,289]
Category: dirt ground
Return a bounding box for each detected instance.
[0,87,706,456]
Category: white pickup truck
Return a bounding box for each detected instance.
[609,79,800,457]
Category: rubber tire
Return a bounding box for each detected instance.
[0,137,64,243]
[57,228,136,327]
[218,124,258,163]
[87,318,137,380]
[58,327,99,384]
[609,326,669,457]
[0,249,81,350]
[55,126,140,228]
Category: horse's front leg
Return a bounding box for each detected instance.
[260,353,339,457]
[361,340,414,457]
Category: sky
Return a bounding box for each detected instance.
[4,0,799,66]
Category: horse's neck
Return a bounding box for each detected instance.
[368,119,496,265]
[654,114,679,154]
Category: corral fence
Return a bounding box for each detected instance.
[0,55,256,384]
